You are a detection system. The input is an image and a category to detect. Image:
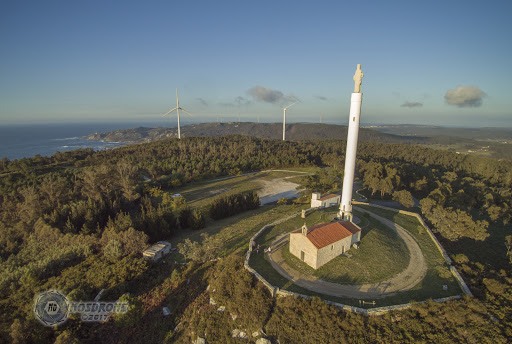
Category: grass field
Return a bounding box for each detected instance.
[352,205,462,303]
[170,203,311,262]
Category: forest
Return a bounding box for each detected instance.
[0,135,510,343]
[85,122,512,159]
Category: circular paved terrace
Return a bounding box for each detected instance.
[266,207,427,299]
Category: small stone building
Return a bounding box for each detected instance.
[289,221,361,269]
[143,241,172,261]
[310,192,341,208]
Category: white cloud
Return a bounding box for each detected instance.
[445,85,486,107]
[247,85,298,105]
[400,101,423,108]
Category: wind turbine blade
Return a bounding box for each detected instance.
[176,88,179,107]
[286,101,298,109]
[181,109,195,117]
[162,107,178,117]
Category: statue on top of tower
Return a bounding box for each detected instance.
[353,64,364,93]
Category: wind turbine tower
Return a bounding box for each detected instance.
[339,64,364,221]
[162,89,194,139]
[281,102,297,141]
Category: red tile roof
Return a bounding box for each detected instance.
[318,193,341,201]
[340,221,361,235]
[292,221,361,249]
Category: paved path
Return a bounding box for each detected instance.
[267,207,427,298]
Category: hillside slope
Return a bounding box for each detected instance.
[85,122,430,144]
[85,122,512,159]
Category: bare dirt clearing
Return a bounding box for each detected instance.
[256,170,314,205]
[177,169,314,207]
[258,176,303,205]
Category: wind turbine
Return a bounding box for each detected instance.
[162,89,194,139]
[280,102,297,141]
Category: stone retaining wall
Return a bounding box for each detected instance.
[275,288,462,316]
[244,207,315,296]
[450,267,473,296]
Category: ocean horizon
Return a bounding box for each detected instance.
[0,122,171,160]
[2,121,508,161]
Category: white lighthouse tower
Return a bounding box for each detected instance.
[339,64,364,221]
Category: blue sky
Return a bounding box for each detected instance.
[1,0,511,127]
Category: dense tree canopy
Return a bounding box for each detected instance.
[0,135,511,342]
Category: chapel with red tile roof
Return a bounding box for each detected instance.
[289,221,361,269]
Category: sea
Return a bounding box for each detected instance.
[0,122,167,160]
